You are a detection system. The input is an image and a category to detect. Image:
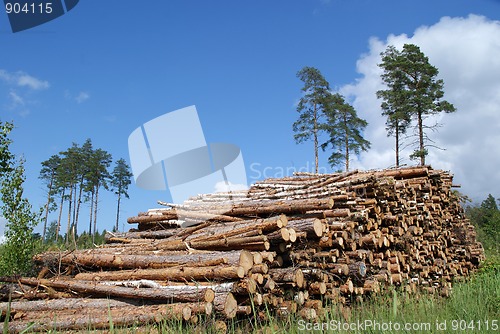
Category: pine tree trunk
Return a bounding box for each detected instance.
[417,110,425,165]
[71,185,78,245]
[89,190,94,235]
[42,174,54,241]
[313,103,319,173]
[115,188,121,232]
[395,122,400,168]
[56,188,65,243]
[74,177,85,237]
[93,184,99,244]
[66,185,74,245]
[344,114,349,172]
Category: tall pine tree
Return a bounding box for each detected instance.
[39,154,61,241]
[378,44,456,165]
[321,94,370,172]
[293,67,332,173]
[110,158,133,232]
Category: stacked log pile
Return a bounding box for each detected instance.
[0,166,485,332]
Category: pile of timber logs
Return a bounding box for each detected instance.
[0,166,485,332]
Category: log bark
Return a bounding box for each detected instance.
[268,268,305,288]
[35,249,254,271]
[74,265,247,281]
[5,277,214,303]
[286,218,323,238]
[213,292,238,319]
[6,302,208,333]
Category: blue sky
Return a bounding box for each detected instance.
[1,0,500,236]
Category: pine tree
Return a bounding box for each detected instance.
[376,71,411,167]
[86,148,112,243]
[378,44,456,165]
[293,67,333,173]
[39,154,61,241]
[321,94,370,172]
[110,158,133,232]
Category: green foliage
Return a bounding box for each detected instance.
[110,158,133,231]
[38,139,123,246]
[44,220,61,243]
[293,67,331,143]
[321,93,370,171]
[73,230,106,249]
[466,194,500,257]
[0,122,14,177]
[294,67,370,173]
[110,159,133,199]
[293,66,332,173]
[39,154,61,241]
[378,43,456,166]
[0,120,42,276]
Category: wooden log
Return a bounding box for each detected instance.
[185,215,288,243]
[213,292,238,319]
[286,218,323,238]
[105,229,178,241]
[5,302,207,333]
[324,208,350,218]
[4,277,214,303]
[127,212,178,224]
[339,280,354,294]
[74,265,247,281]
[348,262,367,278]
[128,208,244,224]
[0,298,141,313]
[363,280,380,293]
[34,249,254,271]
[308,281,327,295]
[269,268,305,288]
[159,197,334,216]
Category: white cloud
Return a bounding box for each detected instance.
[343,14,500,202]
[75,91,90,103]
[0,69,49,116]
[0,69,49,90]
[17,74,50,90]
[8,91,24,106]
[65,90,90,104]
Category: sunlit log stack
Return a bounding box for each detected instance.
[0,166,485,332]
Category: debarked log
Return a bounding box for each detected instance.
[160,198,334,216]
